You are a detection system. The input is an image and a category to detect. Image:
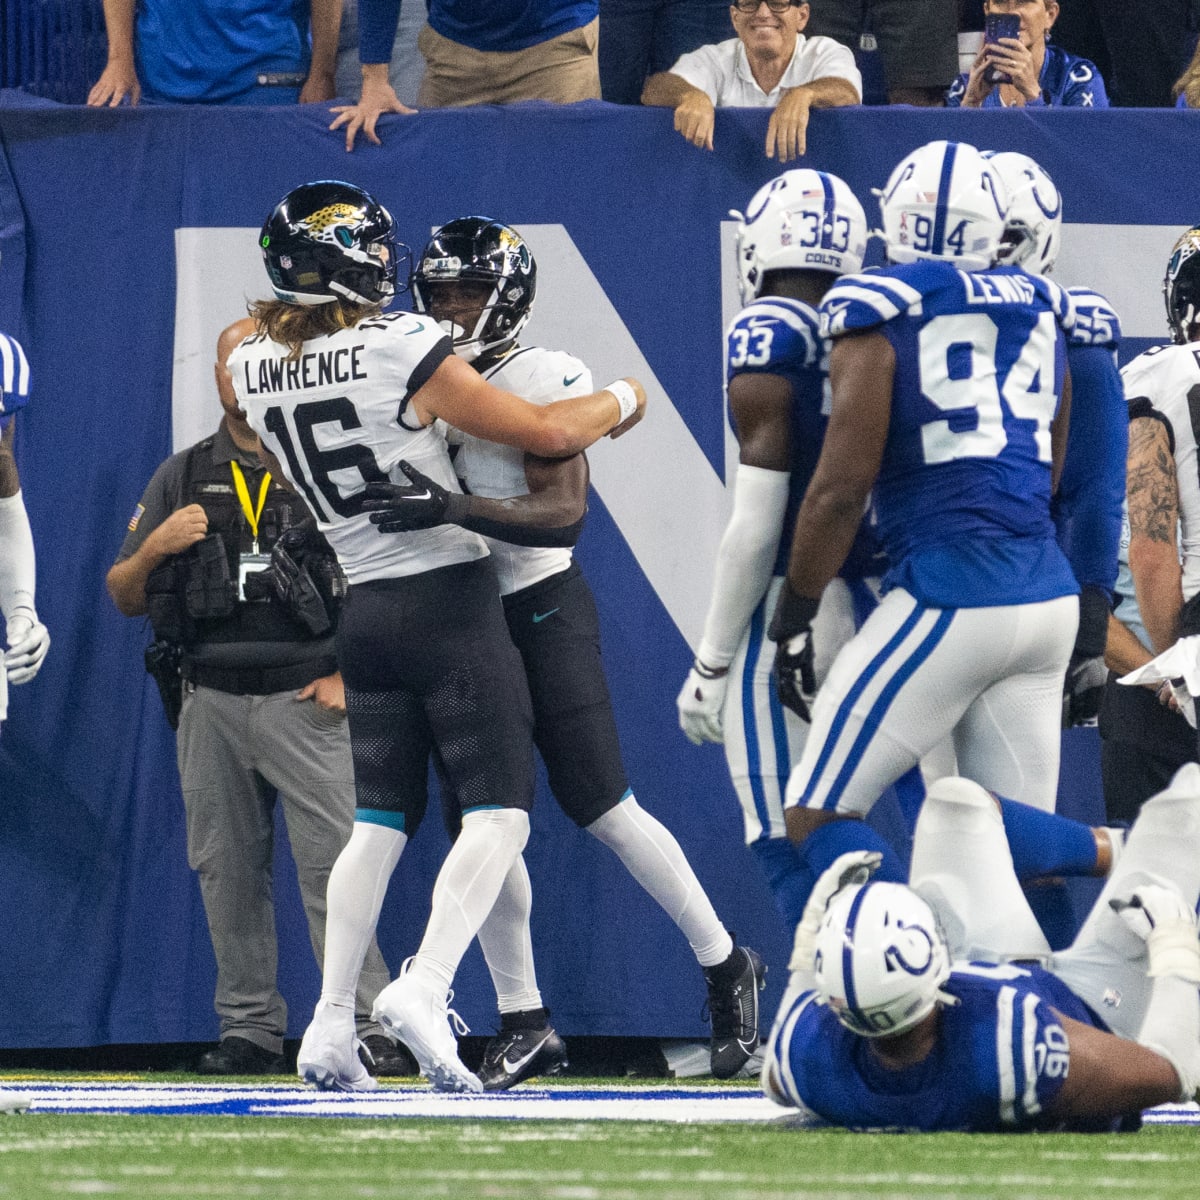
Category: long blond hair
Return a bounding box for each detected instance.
[248,298,380,361]
[1173,41,1200,109]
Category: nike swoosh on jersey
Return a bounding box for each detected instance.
[405,322,427,335]
[501,1032,554,1076]
[532,608,560,623]
[562,373,583,387]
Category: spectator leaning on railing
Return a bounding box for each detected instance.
[640,0,861,162]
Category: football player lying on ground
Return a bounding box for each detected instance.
[762,766,1200,1132]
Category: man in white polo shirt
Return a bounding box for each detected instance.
[641,0,860,162]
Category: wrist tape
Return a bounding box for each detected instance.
[604,379,639,426]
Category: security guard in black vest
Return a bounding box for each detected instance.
[107,317,411,1077]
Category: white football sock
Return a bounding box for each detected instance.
[411,808,530,995]
[476,854,544,1014]
[320,821,407,1010]
[587,795,733,967]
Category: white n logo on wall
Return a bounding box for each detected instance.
[172,224,742,649]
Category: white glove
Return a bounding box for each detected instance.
[789,851,882,973]
[1111,883,1200,983]
[5,610,50,685]
[676,661,729,745]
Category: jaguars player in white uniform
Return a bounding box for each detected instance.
[362,217,765,1085]
[770,141,1082,896]
[1099,228,1200,817]
[1122,226,1200,677]
[763,765,1200,1132]
[0,328,50,733]
[231,181,647,1094]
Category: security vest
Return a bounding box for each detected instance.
[149,431,340,678]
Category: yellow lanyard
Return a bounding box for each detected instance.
[229,460,271,554]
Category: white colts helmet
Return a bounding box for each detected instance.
[878,140,1009,271]
[813,882,953,1039]
[733,169,868,306]
[984,151,1063,275]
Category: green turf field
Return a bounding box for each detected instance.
[2,1079,1200,1200]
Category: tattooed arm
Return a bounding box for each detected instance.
[1126,415,1183,654]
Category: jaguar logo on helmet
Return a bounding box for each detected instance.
[1164,225,1200,344]
[259,180,406,308]
[411,216,539,363]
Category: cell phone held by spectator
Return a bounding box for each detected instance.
[984,13,1020,85]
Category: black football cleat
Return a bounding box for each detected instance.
[704,945,766,1079]
[476,1025,568,1091]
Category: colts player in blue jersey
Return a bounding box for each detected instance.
[0,328,50,734]
[762,765,1200,1132]
[769,140,1082,908]
[675,169,910,929]
[983,150,1125,734]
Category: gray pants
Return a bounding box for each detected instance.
[177,683,391,1052]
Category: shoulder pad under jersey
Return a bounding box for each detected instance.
[727,297,823,375]
[1066,286,1122,348]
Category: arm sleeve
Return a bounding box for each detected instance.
[358,0,403,64]
[1053,344,1126,596]
[0,490,36,619]
[800,39,862,100]
[696,464,790,669]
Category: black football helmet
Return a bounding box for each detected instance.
[411,217,536,361]
[1165,225,1200,344]
[260,180,406,307]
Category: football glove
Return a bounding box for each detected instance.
[1111,883,1200,983]
[789,851,882,973]
[1062,652,1107,727]
[768,582,820,722]
[5,609,50,685]
[362,461,462,533]
[676,660,729,745]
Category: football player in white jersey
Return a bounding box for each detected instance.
[1123,226,1200,667]
[770,141,1081,908]
[0,327,50,734]
[358,216,766,1086]
[231,180,647,1094]
[764,766,1200,1132]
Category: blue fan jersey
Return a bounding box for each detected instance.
[946,45,1109,109]
[0,331,31,433]
[771,961,1106,1133]
[820,260,1078,607]
[1054,287,1125,596]
[726,296,882,581]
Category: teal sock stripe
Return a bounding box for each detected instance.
[355,808,406,832]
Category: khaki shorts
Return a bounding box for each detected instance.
[416,17,601,107]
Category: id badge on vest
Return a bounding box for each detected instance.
[230,459,272,600]
[238,552,271,600]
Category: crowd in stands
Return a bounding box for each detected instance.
[0,1,1188,116]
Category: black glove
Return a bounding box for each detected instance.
[362,461,461,533]
[1063,585,1111,727]
[769,581,821,722]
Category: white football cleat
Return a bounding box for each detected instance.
[372,960,482,1094]
[297,999,378,1093]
